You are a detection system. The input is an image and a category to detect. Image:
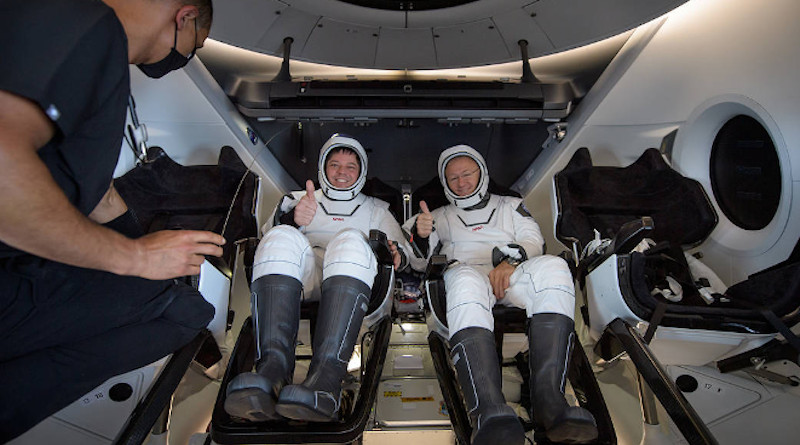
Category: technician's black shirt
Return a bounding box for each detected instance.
[0,0,130,258]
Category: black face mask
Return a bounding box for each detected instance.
[137,20,197,79]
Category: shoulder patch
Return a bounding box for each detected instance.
[516,203,532,218]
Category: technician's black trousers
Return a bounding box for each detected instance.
[0,255,214,442]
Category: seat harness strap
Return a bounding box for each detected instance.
[643,300,668,345]
[759,308,800,356]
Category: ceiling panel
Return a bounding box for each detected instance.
[375,28,438,69]
[491,6,555,59]
[208,0,685,69]
[255,6,320,57]
[406,0,533,28]
[433,19,512,67]
[301,18,381,67]
[209,0,287,49]
[283,0,407,27]
[528,0,686,49]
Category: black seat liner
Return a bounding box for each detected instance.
[554,147,716,252]
[115,146,259,267]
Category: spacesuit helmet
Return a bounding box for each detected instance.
[318,133,369,201]
[438,144,489,208]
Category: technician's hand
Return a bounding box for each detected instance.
[294,180,318,227]
[489,261,516,300]
[389,240,402,270]
[133,230,226,280]
[415,200,434,238]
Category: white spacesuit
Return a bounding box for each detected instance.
[406,192,576,332]
[225,134,407,423]
[405,145,597,444]
[254,187,405,300]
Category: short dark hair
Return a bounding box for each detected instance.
[180,0,213,29]
[326,146,362,172]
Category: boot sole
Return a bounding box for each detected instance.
[274,400,336,422]
[224,387,279,422]
[472,415,526,445]
[546,417,598,444]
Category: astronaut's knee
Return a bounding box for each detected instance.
[252,225,312,281]
[513,255,575,317]
[538,254,570,271]
[258,225,309,256]
[518,255,573,285]
[322,229,377,285]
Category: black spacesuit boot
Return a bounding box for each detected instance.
[275,275,370,421]
[529,313,598,443]
[225,274,302,421]
[450,327,525,445]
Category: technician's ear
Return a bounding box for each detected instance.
[175,5,199,30]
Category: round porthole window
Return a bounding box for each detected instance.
[710,115,781,230]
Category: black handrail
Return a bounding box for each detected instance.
[603,318,718,445]
[428,331,472,445]
[114,330,210,445]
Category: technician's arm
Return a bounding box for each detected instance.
[0,90,225,279]
[88,181,128,224]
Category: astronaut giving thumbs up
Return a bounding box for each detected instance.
[403,145,597,445]
[225,134,409,423]
[292,180,318,227]
[415,200,434,238]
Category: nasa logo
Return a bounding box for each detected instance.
[332,217,345,222]
[472,226,483,232]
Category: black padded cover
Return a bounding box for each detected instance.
[554,147,717,252]
[626,253,800,332]
[115,146,259,267]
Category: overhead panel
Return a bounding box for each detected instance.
[209,0,686,69]
[527,0,687,50]
[284,0,406,27]
[433,19,512,67]
[208,0,287,49]
[255,6,320,57]
[338,0,480,12]
[301,18,380,68]
[406,0,533,28]
[491,7,555,59]
[232,76,576,122]
[375,28,437,69]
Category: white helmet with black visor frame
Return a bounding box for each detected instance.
[318,134,368,201]
[438,144,490,208]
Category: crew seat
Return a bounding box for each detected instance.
[422,253,615,445]
[553,147,800,365]
[553,147,800,444]
[210,229,395,444]
[408,181,615,445]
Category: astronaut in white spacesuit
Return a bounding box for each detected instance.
[225,134,407,423]
[404,145,597,444]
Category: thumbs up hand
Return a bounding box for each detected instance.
[415,200,434,238]
[294,180,318,227]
